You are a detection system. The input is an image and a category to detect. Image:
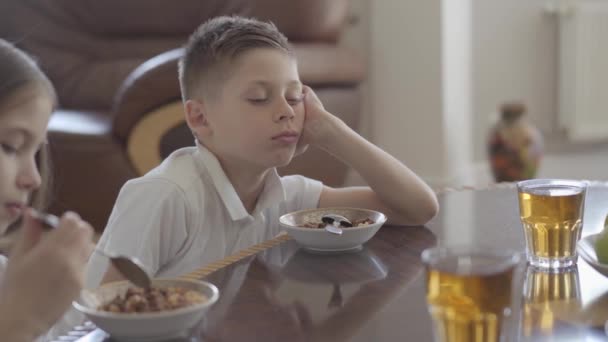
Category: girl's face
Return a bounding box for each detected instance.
[0,85,53,234]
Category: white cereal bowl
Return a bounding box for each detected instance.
[73,278,219,341]
[279,207,387,253]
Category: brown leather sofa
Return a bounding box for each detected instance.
[0,0,365,231]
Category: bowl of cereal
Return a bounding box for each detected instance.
[279,207,387,253]
[73,278,219,341]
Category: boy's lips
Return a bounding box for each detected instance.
[272,131,299,144]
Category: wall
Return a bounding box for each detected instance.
[366,0,449,185]
[342,0,457,187]
[472,1,558,162]
[341,0,563,186]
[442,0,474,184]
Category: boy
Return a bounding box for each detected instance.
[86,16,438,286]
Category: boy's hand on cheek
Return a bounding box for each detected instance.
[300,86,345,151]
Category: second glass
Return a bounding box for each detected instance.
[517,179,587,269]
[422,246,520,342]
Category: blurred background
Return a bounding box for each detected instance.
[1,0,606,231]
[342,0,608,189]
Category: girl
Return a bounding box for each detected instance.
[0,39,94,341]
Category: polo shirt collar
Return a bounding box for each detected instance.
[194,141,286,221]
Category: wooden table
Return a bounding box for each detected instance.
[63,182,608,341]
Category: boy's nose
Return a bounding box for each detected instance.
[276,111,295,121]
[274,100,296,122]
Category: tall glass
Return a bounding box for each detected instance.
[517,179,587,269]
[422,246,520,342]
[521,266,581,337]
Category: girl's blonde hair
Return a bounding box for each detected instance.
[0,39,56,212]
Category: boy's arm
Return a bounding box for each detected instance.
[301,87,438,226]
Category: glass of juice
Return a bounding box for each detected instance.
[517,179,587,269]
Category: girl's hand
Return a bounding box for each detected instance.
[0,210,94,340]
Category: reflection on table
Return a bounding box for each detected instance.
[60,182,608,341]
[198,226,436,341]
[521,265,583,338]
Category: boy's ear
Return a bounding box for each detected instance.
[184,99,211,131]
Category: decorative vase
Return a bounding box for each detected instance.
[487,102,544,182]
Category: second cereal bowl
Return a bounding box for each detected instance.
[279,207,387,252]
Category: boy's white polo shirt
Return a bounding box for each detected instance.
[85,143,323,287]
[0,255,6,283]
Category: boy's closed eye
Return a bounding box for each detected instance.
[281,88,304,106]
[244,84,303,106]
[245,88,269,104]
[248,97,269,104]
[286,96,303,106]
[247,95,303,106]
[286,86,304,106]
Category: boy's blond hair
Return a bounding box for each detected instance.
[178,16,292,101]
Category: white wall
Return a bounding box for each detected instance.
[367,0,449,185]
[342,0,455,187]
[340,0,563,186]
[442,0,474,184]
[364,0,477,187]
[472,1,558,162]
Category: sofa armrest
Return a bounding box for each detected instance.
[112,48,183,143]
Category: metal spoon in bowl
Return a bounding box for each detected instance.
[30,210,152,289]
[321,214,353,235]
[94,249,151,289]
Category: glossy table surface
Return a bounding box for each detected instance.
[69,182,608,341]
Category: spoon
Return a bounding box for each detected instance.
[321,214,353,235]
[30,210,152,289]
[94,249,151,289]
